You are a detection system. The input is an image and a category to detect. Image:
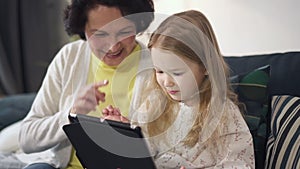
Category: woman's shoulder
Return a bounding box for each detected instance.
[54,40,89,61]
[61,39,88,52]
[137,40,150,56]
[48,39,90,73]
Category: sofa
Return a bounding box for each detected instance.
[0,52,299,169]
[224,51,300,169]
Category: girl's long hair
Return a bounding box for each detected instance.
[142,10,240,149]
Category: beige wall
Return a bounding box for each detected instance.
[153,0,300,56]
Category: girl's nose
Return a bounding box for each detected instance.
[164,75,175,87]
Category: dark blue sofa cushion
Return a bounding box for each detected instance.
[0,93,36,131]
[224,52,300,97]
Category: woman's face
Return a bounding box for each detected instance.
[151,48,207,105]
[85,5,137,66]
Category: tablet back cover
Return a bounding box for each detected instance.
[63,116,156,169]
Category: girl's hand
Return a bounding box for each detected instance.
[71,80,108,115]
[180,167,186,169]
[102,105,129,123]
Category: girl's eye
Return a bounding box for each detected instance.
[155,69,164,74]
[173,72,183,76]
[153,68,164,73]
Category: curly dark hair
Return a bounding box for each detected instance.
[64,0,155,40]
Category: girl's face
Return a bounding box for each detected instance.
[151,48,207,104]
[85,5,137,66]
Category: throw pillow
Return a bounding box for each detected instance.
[230,65,270,169]
[0,121,22,153]
[265,95,300,169]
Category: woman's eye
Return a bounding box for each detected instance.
[94,33,107,38]
[118,31,133,36]
[121,31,132,34]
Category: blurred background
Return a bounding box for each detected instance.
[154,0,300,55]
[0,0,69,96]
[0,0,299,96]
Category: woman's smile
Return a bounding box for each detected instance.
[104,49,123,59]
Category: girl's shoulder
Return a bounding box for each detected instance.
[225,99,241,113]
[224,99,250,130]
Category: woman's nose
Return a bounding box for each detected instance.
[108,41,121,53]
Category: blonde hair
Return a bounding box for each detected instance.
[142,10,239,149]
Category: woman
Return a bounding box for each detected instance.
[18,0,155,168]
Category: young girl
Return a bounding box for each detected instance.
[103,10,254,168]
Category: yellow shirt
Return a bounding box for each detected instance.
[66,45,141,169]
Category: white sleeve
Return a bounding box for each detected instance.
[19,47,71,153]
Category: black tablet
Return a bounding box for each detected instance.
[63,113,157,169]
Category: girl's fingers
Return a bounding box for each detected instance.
[120,116,129,123]
[114,108,121,116]
[102,105,129,123]
[104,115,121,122]
[102,108,109,116]
[107,105,114,111]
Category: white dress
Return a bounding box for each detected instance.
[141,101,255,169]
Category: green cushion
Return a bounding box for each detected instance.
[230,65,270,169]
[265,95,300,169]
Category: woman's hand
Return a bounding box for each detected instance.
[180,167,185,169]
[71,80,108,115]
[102,105,129,123]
